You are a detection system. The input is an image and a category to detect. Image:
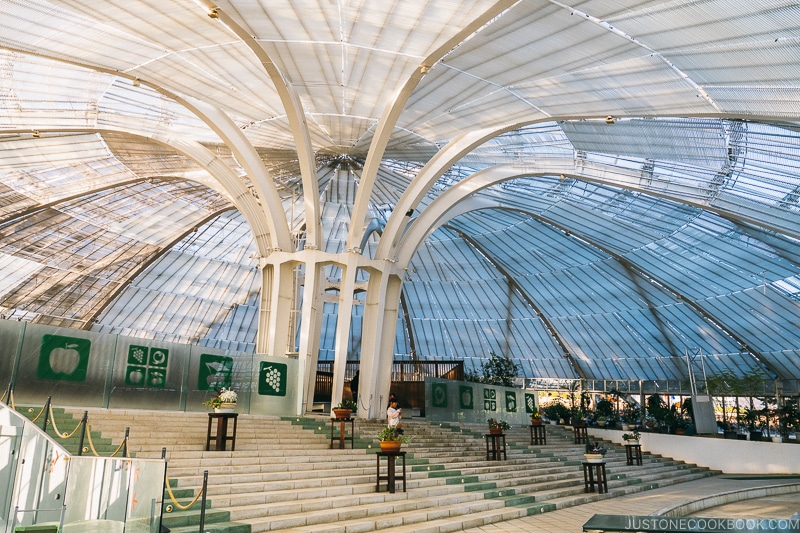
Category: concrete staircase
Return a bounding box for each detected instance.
[61,408,720,533]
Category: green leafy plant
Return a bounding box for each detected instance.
[334,399,357,411]
[622,429,641,441]
[622,403,641,425]
[487,418,511,431]
[377,427,411,443]
[465,352,521,387]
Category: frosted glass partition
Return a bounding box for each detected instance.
[0,403,166,533]
[61,456,166,533]
[1,403,67,533]
[0,318,297,417]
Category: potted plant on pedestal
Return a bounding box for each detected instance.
[377,427,411,452]
[622,429,641,444]
[584,441,607,463]
[332,399,357,419]
[203,387,238,413]
[487,418,511,435]
[530,407,543,426]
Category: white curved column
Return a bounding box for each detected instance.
[376,124,525,260]
[330,253,360,413]
[358,263,404,420]
[199,4,321,249]
[347,0,520,253]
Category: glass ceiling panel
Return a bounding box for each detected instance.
[2,1,800,386]
[0,180,229,326]
[561,118,728,166]
[96,210,260,344]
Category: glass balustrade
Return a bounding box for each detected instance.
[0,403,166,533]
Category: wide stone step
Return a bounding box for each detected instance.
[51,409,722,533]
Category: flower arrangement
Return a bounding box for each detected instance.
[202,387,238,409]
[585,441,607,455]
[530,407,541,420]
[487,418,511,431]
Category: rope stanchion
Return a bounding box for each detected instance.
[164,473,205,511]
[122,427,129,458]
[78,411,88,456]
[41,396,51,432]
[48,405,83,439]
[199,471,209,532]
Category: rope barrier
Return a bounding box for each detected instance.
[84,422,99,456]
[84,425,127,457]
[164,474,204,511]
[9,391,14,410]
[29,403,46,423]
[48,405,83,439]
[15,398,129,457]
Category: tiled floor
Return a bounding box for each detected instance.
[460,476,800,533]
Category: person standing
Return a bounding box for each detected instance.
[350,370,359,405]
[387,397,403,433]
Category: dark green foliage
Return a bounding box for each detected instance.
[466,352,520,387]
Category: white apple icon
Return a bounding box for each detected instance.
[49,343,81,375]
[128,368,144,384]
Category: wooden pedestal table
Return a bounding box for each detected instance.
[206,413,238,451]
[329,417,355,449]
[484,433,507,460]
[625,442,643,465]
[529,424,547,445]
[582,461,608,494]
[376,451,406,493]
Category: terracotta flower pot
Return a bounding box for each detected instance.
[379,440,402,453]
[333,408,352,419]
[489,427,503,435]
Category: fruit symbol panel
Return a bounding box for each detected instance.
[126,345,169,388]
[258,362,287,396]
[37,334,91,382]
[459,385,473,410]
[198,354,233,390]
[505,391,517,412]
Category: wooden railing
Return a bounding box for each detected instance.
[314,360,463,411]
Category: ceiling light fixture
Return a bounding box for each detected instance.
[32,130,40,138]
[605,116,616,124]
[208,8,220,18]
[133,78,140,87]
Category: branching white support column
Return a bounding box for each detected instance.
[258,256,296,357]
[297,254,324,416]
[359,263,403,420]
[375,275,403,416]
[330,255,359,414]
[346,0,520,253]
